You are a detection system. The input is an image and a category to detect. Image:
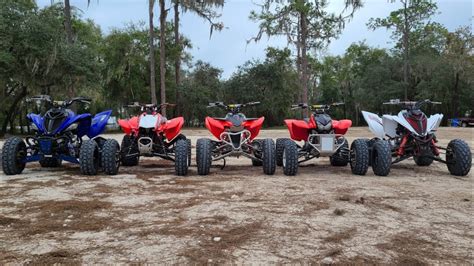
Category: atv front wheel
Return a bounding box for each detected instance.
[262,138,276,175]
[282,140,298,176]
[121,135,139,166]
[186,138,192,167]
[276,138,290,166]
[350,139,369,175]
[330,139,349,166]
[80,140,100,175]
[446,139,471,176]
[175,139,189,176]
[251,139,263,166]
[102,139,120,175]
[371,140,391,176]
[196,138,212,175]
[39,157,62,168]
[2,137,27,175]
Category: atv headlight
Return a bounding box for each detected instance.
[65,123,79,132]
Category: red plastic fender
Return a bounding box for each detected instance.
[284,119,312,141]
[161,117,184,141]
[205,117,232,140]
[118,116,139,135]
[332,119,352,135]
[243,117,265,140]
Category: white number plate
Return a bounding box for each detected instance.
[321,136,334,152]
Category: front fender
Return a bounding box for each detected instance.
[27,113,45,133]
[162,117,184,141]
[243,117,265,140]
[88,110,112,138]
[362,111,385,139]
[284,119,311,141]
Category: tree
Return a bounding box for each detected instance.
[368,0,437,100]
[159,0,167,116]
[172,0,224,115]
[250,0,362,116]
[149,0,157,104]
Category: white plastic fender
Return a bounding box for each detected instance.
[362,111,385,139]
[427,114,443,133]
[139,114,159,129]
[381,115,399,138]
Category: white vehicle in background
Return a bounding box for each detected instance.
[351,99,471,176]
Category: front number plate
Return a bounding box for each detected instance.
[321,136,334,152]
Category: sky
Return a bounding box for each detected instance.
[37,0,472,79]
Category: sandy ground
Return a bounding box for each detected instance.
[0,127,473,264]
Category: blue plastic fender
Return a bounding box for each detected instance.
[88,110,112,138]
[27,113,45,133]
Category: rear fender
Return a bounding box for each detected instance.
[27,113,45,133]
[284,119,311,141]
[332,119,352,135]
[205,117,231,140]
[243,117,264,140]
[162,117,184,141]
[88,110,112,138]
[362,111,385,139]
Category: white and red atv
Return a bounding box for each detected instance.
[354,99,471,176]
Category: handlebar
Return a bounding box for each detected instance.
[291,102,344,111]
[383,99,441,109]
[123,102,175,113]
[27,95,91,108]
[207,101,261,112]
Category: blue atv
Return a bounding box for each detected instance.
[1,95,120,175]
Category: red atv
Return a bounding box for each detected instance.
[196,102,276,175]
[118,103,190,176]
[277,103,360,176]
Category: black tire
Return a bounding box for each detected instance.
[330,139,349,166]
[414,155,433,166]
[350,139,369,175]
[446,139,472,176]
[39,157,62,168]
[262,138,276,175]
[121,135,139,166]
[276,138,290,166]
[252,139,263,166]
[371,140,391,176]
[101,139,120,175]
[282,140,298,176]
[175,139,189,176]
[196,138,212,175]
[1,137,27,175]
[186,138,192,166]
[80,139,100,175]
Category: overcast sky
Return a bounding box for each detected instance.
[37,0,472,78]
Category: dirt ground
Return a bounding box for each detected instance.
[0,127,473,264]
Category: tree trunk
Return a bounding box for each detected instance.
[452,72,460,117]
[149,0,158,105]
[174,1,181,117]
[64,0,75,98]
[159,0,167,117]
[299,12,309,118]
[1,86,27,137]
[402,0,409,100]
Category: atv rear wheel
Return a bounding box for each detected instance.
[414,154,433,166]
[121,135,139,166]
[276,138,290,166]
[2,137,27,175]
[446,139,471,176]
[330,139,349,166]
[196,138,212,175]
[251,139,263,166]
[102,139,120,175]
[282,140,298,176]
[371,140,391,176]
[350,139,369,175]
[80,140,100,175]
[175,139,189,176]
[39,157,62,168]
[262,138,276,175]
